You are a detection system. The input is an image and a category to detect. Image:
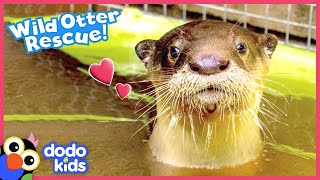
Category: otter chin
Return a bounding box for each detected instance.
[135,20,278,169]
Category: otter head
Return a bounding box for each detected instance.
[135,20,278,168]
[136,20,277,117]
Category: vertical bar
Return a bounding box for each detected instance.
[92,4,98,12]
[285,4,291,45]
[0,2,4,145]
[163,4,167,16]
[264,4,269,33]
[125,4,129,8]
[88,4,93,11]
[182,4,187,21]
[202,6,207,20]
[70,4,74,12]
[144,4,148,12]
[307,5,313,50]
[243,4,248,28]
[223,4,228,22]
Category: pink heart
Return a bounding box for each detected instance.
[116,83,132,100]
[89,58,114,86]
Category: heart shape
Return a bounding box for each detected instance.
[89,58,114,86]
[116,83,132,100]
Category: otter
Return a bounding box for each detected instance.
[135,20,278,169]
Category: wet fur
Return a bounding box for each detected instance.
[135,20,278,168]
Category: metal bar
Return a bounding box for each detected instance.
[278,40,315,51]
[88,4,93,11]
[144,4,148,12]
[202,6,207,20]
[163,4,167,16]
[93,4,316,51]
[307,5,313,49]
[285,4,291,44]
[95,4,316,29]
[124,4,129,8]
[264,4,269,33]
[195,4,316,29]
[223,4,228,22]
[98,4,125,10]
[182,4,187,21]
[243,4,248,28]
[92,4,98,12]
[70,4,74,12]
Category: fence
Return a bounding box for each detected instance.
[71,4,316,51]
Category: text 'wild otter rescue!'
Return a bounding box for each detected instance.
[6,10,121,54]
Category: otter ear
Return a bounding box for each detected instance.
[258,33,278,59]
[135,40,157,67]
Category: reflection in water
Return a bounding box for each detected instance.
[149,95,316,176]
[4,28,315,175]
[5,94,316,176]
[4,30,141,119]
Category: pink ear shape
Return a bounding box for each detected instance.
[28,132,39,147]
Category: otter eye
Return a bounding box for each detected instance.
[21,150,40,171]
[3,137,24,155]
[169,46,180,59]
[236,43,247,54]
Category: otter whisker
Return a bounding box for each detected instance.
[166,114,179,138]
[188,113,200,155]
[141,84,168,96]
[135,91,176,138]
[225,105,232,142]
[230,15,246,31]
[258,108,288,126]
[242,86,286,128]
[247,108,276,143]
[135,89,172,119]
[245,85,287,116]
[130,107,170,139]
[158,93,175,114]
[251,81,287,98]
[205,123,213,156]
[260,95,287,116]
[250,78,292,104]
[134,85,169,113]
[165,17,194,40]
[182,114,187,153]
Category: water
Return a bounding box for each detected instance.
[4,96,316,176]
[4,28,316,176]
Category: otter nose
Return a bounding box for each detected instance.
[189,57,229,75]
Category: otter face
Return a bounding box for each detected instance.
[136,20,277,116]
